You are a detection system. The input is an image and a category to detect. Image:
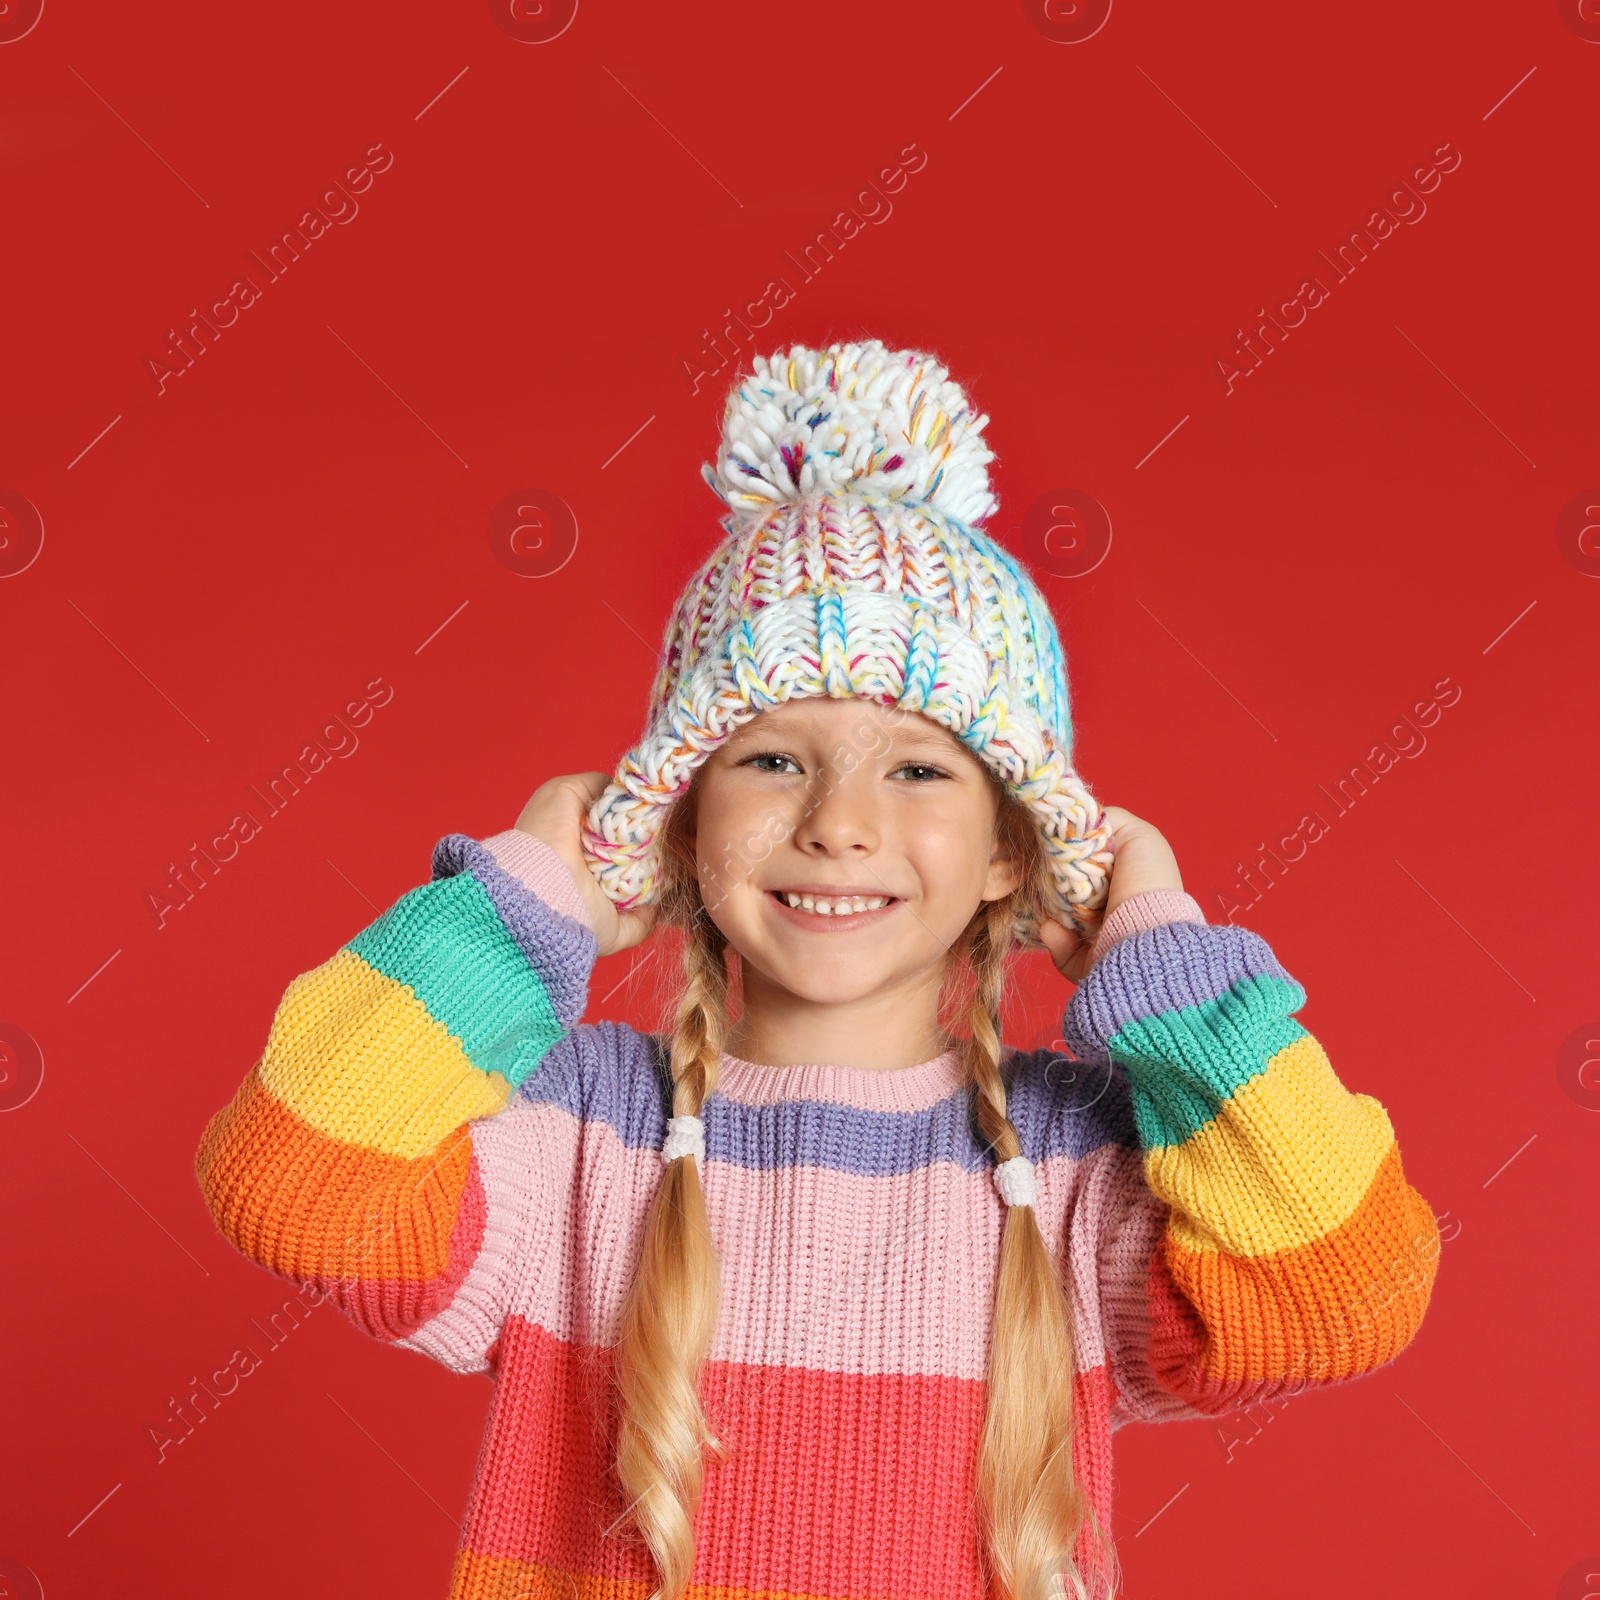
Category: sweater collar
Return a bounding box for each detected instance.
[715,1046,968,1113]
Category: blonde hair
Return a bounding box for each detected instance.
[604,772,1115,1600]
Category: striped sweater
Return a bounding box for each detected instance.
[195,827,1439,1600]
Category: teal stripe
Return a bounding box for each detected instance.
[347,873,563,1087]
[1110,972,1307,1150]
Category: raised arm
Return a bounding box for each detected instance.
[194,829,598,1370]
[1062,892,1439,1421]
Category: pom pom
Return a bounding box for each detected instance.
[702,339,998,527]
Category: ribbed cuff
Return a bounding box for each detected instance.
[1091,888,1205,962]
[480,829,594,930]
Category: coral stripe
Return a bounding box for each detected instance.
[454,1314,1113,1600]
[1150,1143,1439,1403]
[1152,1033,1397,1257]
[196,1065,474,1284]
[259,948,512,1158]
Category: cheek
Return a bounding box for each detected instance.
[693,785,781,877]
[907,808,996,895]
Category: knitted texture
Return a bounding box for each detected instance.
[1091,889,1206,960]
[579,339,1115,945]
[195,835,1439,1600]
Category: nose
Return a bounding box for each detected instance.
[790,763,880,859]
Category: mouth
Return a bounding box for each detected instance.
[765,887,903,929]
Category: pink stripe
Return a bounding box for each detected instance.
[1090,1141,1211,1426]
[1091,887,1205,960]
[500,1101,1121,1378]
[480,828,593,928]
[399,1101,571,1373]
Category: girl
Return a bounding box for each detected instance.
[196,340,1439,1600]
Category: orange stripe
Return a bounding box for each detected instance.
[448,1549,652,1600]
[196,1063,472,1284]
[1148,1143,1439,1408]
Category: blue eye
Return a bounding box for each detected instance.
[895,762,949,782]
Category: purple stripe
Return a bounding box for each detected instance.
[1062,920,1294,1064]
[430,833,596,1030]
[520,1022,1138,1175]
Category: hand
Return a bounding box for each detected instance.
[514,773,659,960]
[1037,806,1182,984]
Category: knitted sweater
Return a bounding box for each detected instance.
[195,828,1439,1600]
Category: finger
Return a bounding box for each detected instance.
[1036,917,1084,971]
[613,901,660,951]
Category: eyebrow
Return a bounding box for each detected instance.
[729,722,962,756]
[876,714,962,746]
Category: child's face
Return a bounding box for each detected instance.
[686,696,1023,1007]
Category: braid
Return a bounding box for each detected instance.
[966,808,1112,1600]
[606,822,733,1600]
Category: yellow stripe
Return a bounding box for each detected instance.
[258,948,511,1159]
[1148,1032,1395,1258]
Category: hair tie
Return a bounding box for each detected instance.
[993,1154,1038,1209]
[662,1114,705,1168]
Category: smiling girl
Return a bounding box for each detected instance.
[196,340,1439,1600]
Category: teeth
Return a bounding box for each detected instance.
[779,892,891,916]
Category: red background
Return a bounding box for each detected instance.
[2,0,1596,1595]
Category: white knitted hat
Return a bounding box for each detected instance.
[579,339,1113,944]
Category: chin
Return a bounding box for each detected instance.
[745,947,890,1005]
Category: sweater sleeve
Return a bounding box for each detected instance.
[194,829,597,1373]
[1062,912,1439,1422]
